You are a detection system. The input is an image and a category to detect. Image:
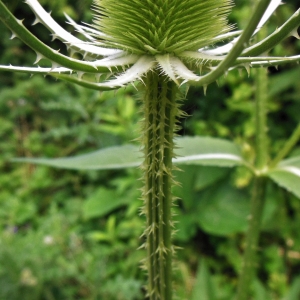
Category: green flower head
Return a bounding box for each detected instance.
[92,0,233,55]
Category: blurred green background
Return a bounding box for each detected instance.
[0,1,300,299]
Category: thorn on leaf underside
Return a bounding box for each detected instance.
[34,52,44,64]
[95,73,101,82]
[291,28,300,40]
[10,32,17,40]
[238,68,243,77]
[16,19,25,26]
[32,17,41,26]
[77,72,84,79]
[69,48,77,58]
[243,63,251,77]
[199,64,203,75]
[203,84,207,96]
[50,62,60,71]
[51,33,59,42]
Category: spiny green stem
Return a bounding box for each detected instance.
[142,72,178,300]
[236,59,269,299]
[270,122,300,168]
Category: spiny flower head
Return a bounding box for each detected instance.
[92,0,233,55]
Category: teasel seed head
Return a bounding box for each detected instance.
[92,0,234,55]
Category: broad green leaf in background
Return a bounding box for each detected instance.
[174,212,198,242]
[267,155,300,199]
[15,145,140,170]
[173,165,231,241]
[173,165,200,211]
[196,183,277,236]
[175,137,246,167]
[83,187,129,220]
[173,165,229,210]
[285,275,300,300]
[191,259,216,300]
[193,166,230,191]
[252,279,271,300]
[268,68,300,97]
[87,215,117,242]
[13,136,247,170]
[196,183,250,235]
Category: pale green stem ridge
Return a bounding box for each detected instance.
[236,42,269,299]
[189,0,272,87]
[270,122,300,168]
[142,72,178,300]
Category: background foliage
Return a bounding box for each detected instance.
[0,0,300,299]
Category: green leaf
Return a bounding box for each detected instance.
[191,259,216,300]
[83,187,129,220]
[14,145,140,170]
[174,211,198,242]
[267,155,300,199]
[176,136,245,167]
[269,68,300,97]
[196,183,250,235]
[173,165,200,211]
[173,165,229,210]
[13,136,247,170]
[285,275,300,300]
[194,167,230,191]
[252,279,271,300]
[196,182,276,236]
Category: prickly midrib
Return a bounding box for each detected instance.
[142,72,178,299]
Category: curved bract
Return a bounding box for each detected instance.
[0,0,299,90]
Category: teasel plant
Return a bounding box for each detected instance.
[0,0,300,299]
